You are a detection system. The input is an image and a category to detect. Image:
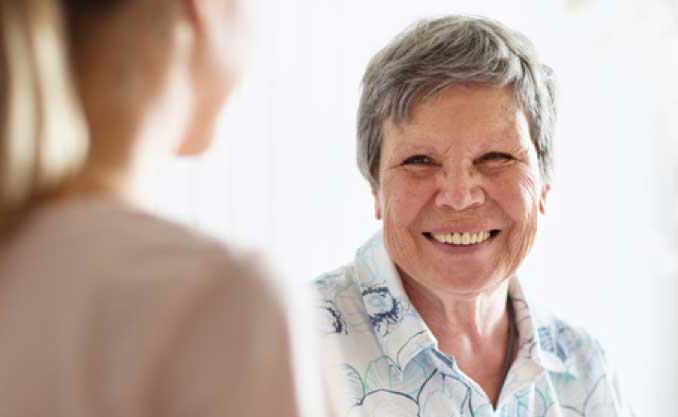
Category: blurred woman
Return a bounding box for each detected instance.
[0,1,323,416]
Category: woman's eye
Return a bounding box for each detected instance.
[478,152,514,164]
[402,155,434,165]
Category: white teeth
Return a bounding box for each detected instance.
[431,231,494,246]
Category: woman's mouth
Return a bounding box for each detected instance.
[423,230,501,246]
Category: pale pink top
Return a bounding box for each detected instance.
[0,196,320,417]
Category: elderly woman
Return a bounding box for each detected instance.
[315,16,630,417]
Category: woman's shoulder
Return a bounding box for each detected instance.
[313,264,359,300]
[527,306,632,414]
[83,198,284,301]
[530,306,615,380]
[532,307,593,351]
[312,264,376,337]
[0,197,300,416]
[4,195,283,307]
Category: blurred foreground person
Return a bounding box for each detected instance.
[0,1,325,416]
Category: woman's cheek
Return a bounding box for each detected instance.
[495,166,540,223]
[497,168,542,276]
[382,174,432,227]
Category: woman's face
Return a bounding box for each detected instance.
[375,84,548,297]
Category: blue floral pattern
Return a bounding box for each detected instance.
[314,231,632,417]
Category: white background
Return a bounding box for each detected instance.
[141,0,678,414]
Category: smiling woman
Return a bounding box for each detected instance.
[313,15,633,417]
[377,84,545,297]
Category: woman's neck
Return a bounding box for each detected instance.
[401,274,513,407]
[55,112,166,208]
[28,166,131,215]
[403,276,510,342]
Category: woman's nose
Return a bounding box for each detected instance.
[434,165,485,211]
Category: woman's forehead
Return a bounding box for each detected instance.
[389,85,527,133]
[383,107,532,155]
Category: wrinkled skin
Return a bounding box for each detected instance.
[375,84,549,300]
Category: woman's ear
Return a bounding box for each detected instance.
[181,0,239,40]
[372,188,383,220]
[539,183,550,215]
[174,0,241,157]
[181,0,206,31]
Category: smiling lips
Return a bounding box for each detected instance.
[430,231,493,246]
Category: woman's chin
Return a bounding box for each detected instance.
[414,262,510,297]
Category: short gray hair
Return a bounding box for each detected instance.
[357,15,557,189]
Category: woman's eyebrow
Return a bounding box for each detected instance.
[390,141,440,154]
[480,129,529,149]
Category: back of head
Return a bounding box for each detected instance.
[0,0,88,235]
[0,0,239,238]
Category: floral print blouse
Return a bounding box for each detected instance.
[314,231,631,417]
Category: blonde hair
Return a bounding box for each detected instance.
[0,0,88,235]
